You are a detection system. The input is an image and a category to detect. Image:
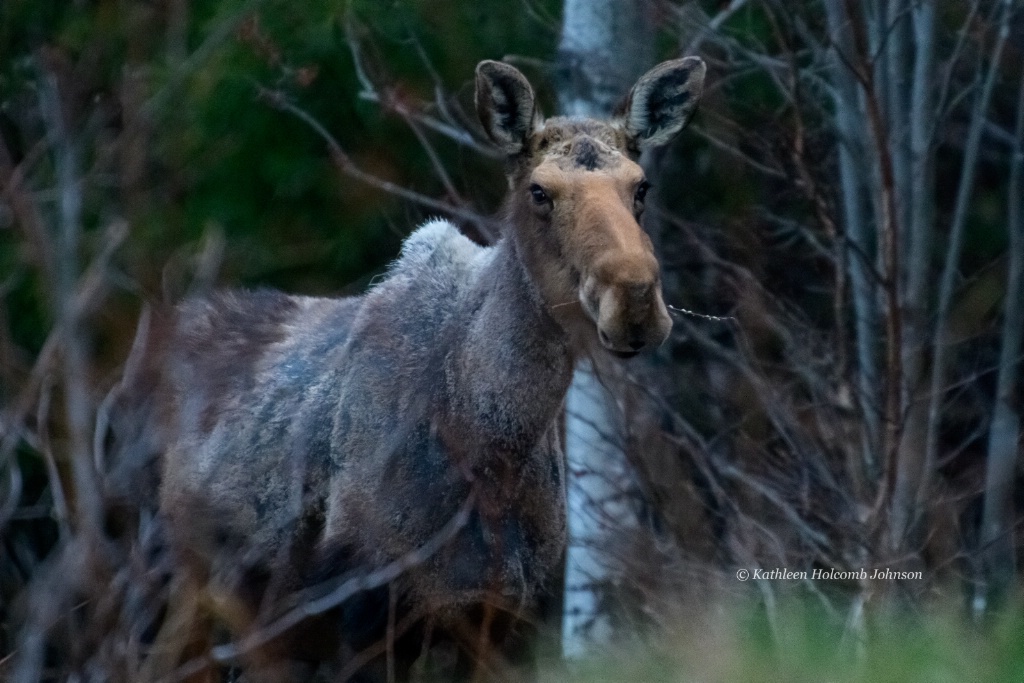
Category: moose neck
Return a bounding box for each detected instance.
[445,215,576,455]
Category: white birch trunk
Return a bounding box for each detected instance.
[556,0,654,659]
[561,361,632,659]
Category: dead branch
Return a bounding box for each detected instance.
[924,0,1014,510]
[257,86,499,233]
[161,491,477,679]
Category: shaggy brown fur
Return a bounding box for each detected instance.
[157,57,705,680]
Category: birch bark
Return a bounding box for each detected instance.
[556,0,655,659]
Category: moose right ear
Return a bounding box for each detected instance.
[475,60,536,155]
[620,57,706,152]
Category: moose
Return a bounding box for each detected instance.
[155,56,705,681]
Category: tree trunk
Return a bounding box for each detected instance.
[556,0,655,659]
[976,69,1024,614]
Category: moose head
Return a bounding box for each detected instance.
[475,57,706,357]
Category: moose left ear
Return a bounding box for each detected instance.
[476,60,536,156]
[620,57,706,151]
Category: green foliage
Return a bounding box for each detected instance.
[0,0,561,304]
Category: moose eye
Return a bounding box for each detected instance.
[635,180,651,203]
[530,184,550,205]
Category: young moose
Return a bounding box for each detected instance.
[158,57,705,680]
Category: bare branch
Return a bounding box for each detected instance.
[344,16,499,157]
[683,0,752,55]
[37,64,104,533]
[36,375,70,536]
[924,0,1014,504]
[93,305,152,473]
[169,492,477,676]
[687,123,788,179]
[143,0,270,117]
[824,0,883,470]
[257,86,498,232]
[977,64,1024,608]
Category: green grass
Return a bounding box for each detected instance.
[540,599,1024,683]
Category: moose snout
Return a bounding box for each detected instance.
[582,269,673,358]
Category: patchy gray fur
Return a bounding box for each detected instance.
[160,219,570,612]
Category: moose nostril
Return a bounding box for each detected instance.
[628,339,645,351]
[599,330,611,346]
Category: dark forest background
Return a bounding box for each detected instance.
[2,0,1024,680]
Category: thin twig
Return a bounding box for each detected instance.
[683,0,752,55]
[667,304,735,323]
[38,64,104,534]
[36,374,70,536]
[143,0,270,117]
[257,86,498,231]
[177,492,477,674]
[923,0,1014,506]
[344,16,498,157]
[93,304,152,473]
